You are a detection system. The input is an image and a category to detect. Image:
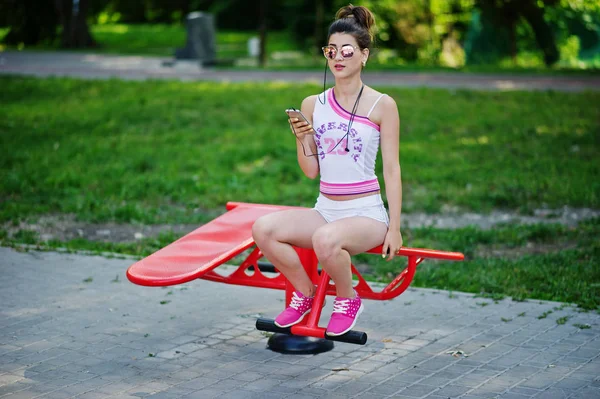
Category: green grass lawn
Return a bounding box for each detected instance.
[91,25,298,60]
[363,219,600,310]
[1,75,599,310]
[2,76,597,224]
[91,24,185,56]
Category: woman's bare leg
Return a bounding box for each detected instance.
[252,209,327,297]
[312,217,388,298]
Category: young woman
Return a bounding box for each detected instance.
[252,4,402,337]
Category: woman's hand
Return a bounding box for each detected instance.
[382,229,403,261]
[289,117,315,140]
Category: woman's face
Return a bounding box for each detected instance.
[325,33,368,78]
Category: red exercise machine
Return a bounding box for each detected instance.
[127,202,464,353]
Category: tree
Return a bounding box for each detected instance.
[519,0,560,66]
[55,0,97,48]
[284,0,336,54]
[357,0,473,64]
[473,0,560,66]
[258,0,268,67]
[1,0,97,49]
[314,0,326,55]
[0,0,58,46]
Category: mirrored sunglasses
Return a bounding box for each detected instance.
[322,45,358,60]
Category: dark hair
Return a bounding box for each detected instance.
[328,4,376,50]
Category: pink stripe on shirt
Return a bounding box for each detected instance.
[328,89,381,131]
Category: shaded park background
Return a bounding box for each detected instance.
[1,1,599,311]
[1,0,600,70]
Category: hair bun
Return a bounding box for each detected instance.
[335,4,375,36]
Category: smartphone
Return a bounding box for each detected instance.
[286,109,315,134]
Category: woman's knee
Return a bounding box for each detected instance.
[312,226,341,261]
[252,215,276,244]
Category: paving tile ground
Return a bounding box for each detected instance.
[1,247,599,398]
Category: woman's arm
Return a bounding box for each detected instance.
[379,95,403,259]
[293,95,320,179]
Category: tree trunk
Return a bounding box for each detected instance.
[258,0,268,67]
[508,14,518,64]
[518,0,559,66]
[56,0,96,49]
[314,0,325,55]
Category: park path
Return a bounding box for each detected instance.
[0,247,599,398]
[1,50,600,91]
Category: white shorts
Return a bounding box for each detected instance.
[313,194,389,226]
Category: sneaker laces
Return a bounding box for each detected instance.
[332,299,349,314]
[289,292,305,311]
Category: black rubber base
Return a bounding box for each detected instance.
[256,318,368,345]
[267,333,334,355]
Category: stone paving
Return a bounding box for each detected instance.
[1,247,599,398]
[1,51,600,92]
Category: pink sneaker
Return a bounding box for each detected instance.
[274,290,315,328]
[326,292,364,336]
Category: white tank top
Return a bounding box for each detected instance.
[312,88,385,196]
